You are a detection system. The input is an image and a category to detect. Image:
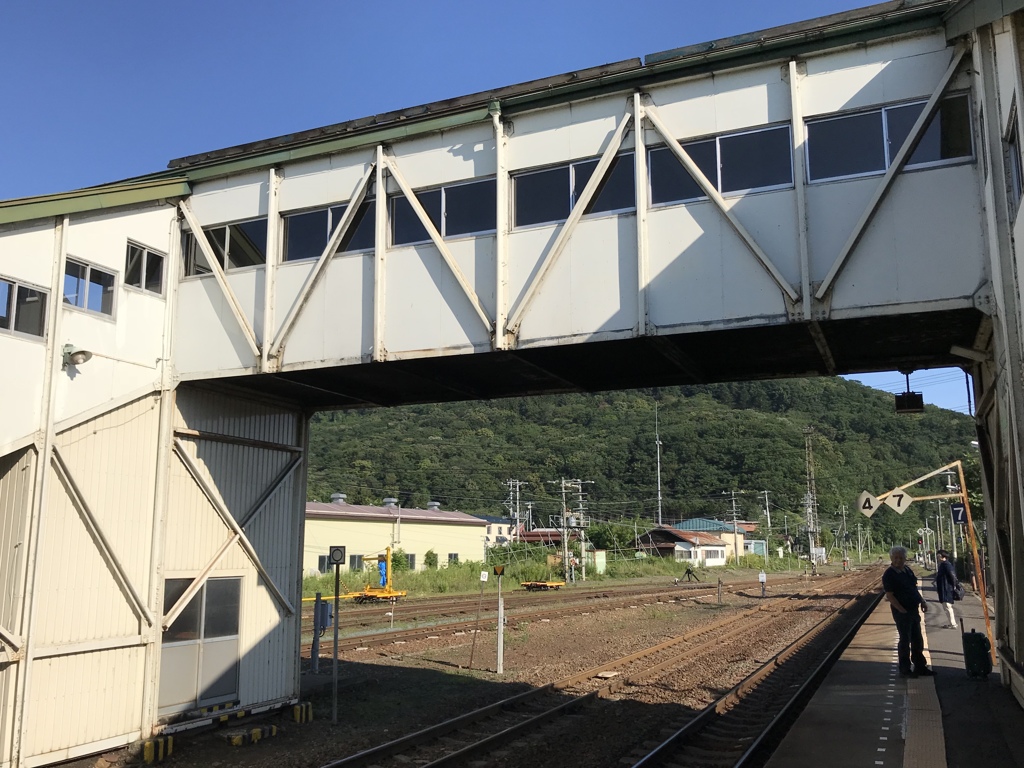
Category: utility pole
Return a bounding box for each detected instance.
[840,504,849,567]
[762,490,771,557]
[655,403,663,526]
[803,427,819,564]
[504,479,528,543]
[730,490,741,563]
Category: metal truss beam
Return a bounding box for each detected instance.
[269,162,377,364]
[507,105,636,339]
[383,153,494,335]
[815,43,967,301]
[178,201,262,360]
[51,446,154,627]
[643,104,800,303]
[171,438,295,620]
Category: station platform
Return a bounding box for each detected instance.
[767,578,1024,768]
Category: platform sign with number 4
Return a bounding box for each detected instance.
[857,491,881,518]
[884,489,914,514]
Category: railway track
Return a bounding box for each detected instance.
[317,569,880,768]
[302,573,843,653]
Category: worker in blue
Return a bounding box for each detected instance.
[378,559,387,587]
[882,545,934,678]
[934,549,958,629]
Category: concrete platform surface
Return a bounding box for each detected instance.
[767,573,1024,768]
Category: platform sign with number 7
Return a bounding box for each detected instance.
[857,491,881,518]
[884,489,914,514]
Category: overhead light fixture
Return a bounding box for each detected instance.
[61,344,93,370]
[895,370,924,414]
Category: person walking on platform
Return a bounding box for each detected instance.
[934,549,958,629]
[882,545,935,678]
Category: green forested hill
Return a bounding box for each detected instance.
[307,378,978,551]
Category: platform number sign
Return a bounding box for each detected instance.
[884,489,914,515]
[950,501,968,525]
[857,491,881,518]
[329,545,346,566]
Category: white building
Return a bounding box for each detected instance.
[304,497,487,573]
[4,2,1024,764]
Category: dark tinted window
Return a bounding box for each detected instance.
[392,189,442,245]
[575,153,636,214]
[145,251,163,294]
[336,200,376,252]
[64,261,87,307]
[899,95,973,166]
[0,281,10,330]
[228,220,268,269]
[649,140,717,204]
[720,126,792,193]
[163,578,201,642]
[87,267,115,314]
[885,102,925,163]
[807,111,885,181]
[445,179,497,236]
[515,166,570,227]
[125,244,144,287]
[14,286,46,336]
[284,209,329,262]
[204,578,241,638]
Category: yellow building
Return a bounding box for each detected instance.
[304,495,488,574]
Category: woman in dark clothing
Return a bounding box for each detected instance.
[882,545,934,677]
[935,549,958,629]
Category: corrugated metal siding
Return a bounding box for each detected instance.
[22,647,145,758]
[175,387,299,447]
[165,387,302,708]
[33,396,160,645]
[0,446,35,765]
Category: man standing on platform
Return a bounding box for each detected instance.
[883,545,935,678]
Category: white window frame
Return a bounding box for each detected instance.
[124,240,166,296]
[389,176,498,247]
[512,152,637,230]
[805,93,975,184]
[282,197,377,262]
[0,275,48,340]
[63,256,117,319]
[647,123,794,207]
[182,217,270,277]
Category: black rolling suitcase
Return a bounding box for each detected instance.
[962,626,993,678]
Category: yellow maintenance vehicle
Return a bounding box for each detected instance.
[340,547,408,603]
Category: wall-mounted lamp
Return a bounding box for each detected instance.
[61,344,93,370]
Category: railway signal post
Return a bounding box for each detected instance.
[328,545,346,725]
[495,566,505,674]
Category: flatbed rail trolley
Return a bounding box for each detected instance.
[521,581,566,591]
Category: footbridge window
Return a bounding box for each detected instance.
[63,258,115,316]
[648,124,793,205]
[283,198,375,261]
[806,94,973,183]
[0,276,47,337]
[125,241,165,295]
[183,218,268,276]
[513,153,635,228]
[390,177,497,246]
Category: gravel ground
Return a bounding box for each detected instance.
[69,570,874,768]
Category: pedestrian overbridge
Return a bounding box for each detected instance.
[2,2,1024,766]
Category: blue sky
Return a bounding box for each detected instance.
[0,0,973,414]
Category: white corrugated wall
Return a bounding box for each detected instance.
[0,448,36,766]
[19,395,161,761]
[167,387,304,710]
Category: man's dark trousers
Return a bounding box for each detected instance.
[892,608,927,672]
